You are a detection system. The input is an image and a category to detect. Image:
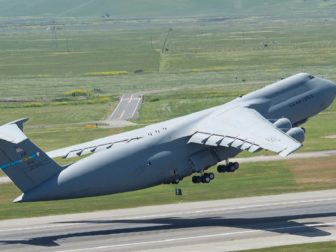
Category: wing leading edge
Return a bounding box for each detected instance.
[47,133,143,159]
[188,106,302,157]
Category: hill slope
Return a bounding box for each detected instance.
[0,0,333,18]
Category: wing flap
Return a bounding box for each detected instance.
[220,137,235,147]
[188,107,302,157]
[188,132,210,145]
[205,135,223,146]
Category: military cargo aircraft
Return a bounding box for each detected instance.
[1,73,335,202]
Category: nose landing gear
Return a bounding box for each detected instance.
[175,188,182,196]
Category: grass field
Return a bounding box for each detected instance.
[249,241,336,251]
[1,17,336,99]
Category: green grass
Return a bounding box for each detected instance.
[2,156,336,220]
[138,88,244,124]
[0,98,120,150]
[0,29,160,78]
[1,18,336,99]
[248,241,336,252]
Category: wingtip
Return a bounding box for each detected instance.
[6,118,29,131]
[279,144,302,157]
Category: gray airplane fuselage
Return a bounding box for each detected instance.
[16,73,336,202]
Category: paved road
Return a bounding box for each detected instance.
[231,149,336,164]
[108,94,143,121]
[1,190,336,252]
[0,177,10,184]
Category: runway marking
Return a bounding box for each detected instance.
[108,95,124,120]
[55,221,336,252]
[128,95,133,104]
[0,223,80,233]
[1,196,336,233]
[130,97,142,119]
[119,110,126,120]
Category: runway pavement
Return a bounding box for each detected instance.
[108,94,143,121]
[1,190,336,251]
[231,149,336,164]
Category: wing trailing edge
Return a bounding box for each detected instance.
[188,107,302,157]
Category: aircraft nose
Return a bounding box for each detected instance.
[329,80,336,95]
[322,78,336,95]
[333,83,336,94]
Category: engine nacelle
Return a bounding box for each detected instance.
[287,127,305,143]
[274,118,292,132]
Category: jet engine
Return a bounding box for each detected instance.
[273,118,292,132]
[286,127,305,143]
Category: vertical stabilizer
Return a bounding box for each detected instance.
[0,119,62,193]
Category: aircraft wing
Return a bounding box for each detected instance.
[188,106,302,157]
[47,132,143,159]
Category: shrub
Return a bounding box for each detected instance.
[84,71,128,77]
[64,89,91,97]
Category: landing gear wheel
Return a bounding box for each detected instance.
[217,165,226,173]
[217,162,240,173]
[172,179,180,184]
[192,176,201,184]
[193,172,215,184]
[227,163,236,172]
[233,162,240,170]
[204,176,211,184]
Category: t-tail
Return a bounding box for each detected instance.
[0,119,62,202]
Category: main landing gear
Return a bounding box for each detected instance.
[217,162,240,173]
[192,172,215,184]
[191,161,240,185]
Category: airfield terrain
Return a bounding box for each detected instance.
[1,2,336,250]
[1,190,336,252]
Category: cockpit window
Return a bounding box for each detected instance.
[308,75,315,80]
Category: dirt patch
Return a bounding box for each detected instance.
[289,156,336,187]
[98,120,137,128]
[323,135,336,139]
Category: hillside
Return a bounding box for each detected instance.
[0,0,334,18]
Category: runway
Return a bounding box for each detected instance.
[1,190,336,251]
[232,149,336,164]
[108,94,143,121]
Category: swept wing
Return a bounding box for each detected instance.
[188,106,302,157]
